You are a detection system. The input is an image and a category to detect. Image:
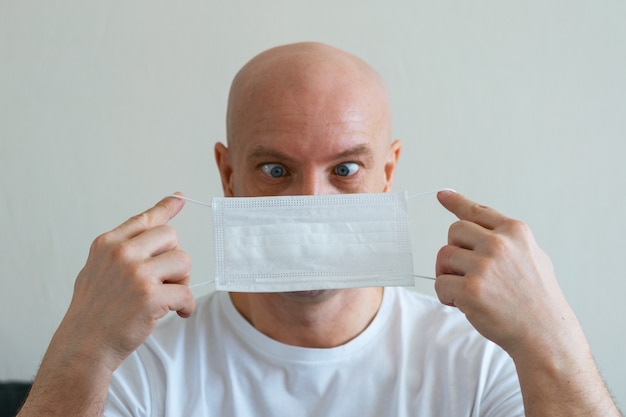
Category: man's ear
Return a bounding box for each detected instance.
[383,139,402,192]
[214,142,235,197]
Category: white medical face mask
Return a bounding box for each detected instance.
[173,189,452,292]
[211,192,414,292]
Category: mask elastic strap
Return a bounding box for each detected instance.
[189,280,215,289]
[168,195,215,289]
[406,187,456,200]
[405,188,456,281]
[170,194,212,207]
[169,190,456,288]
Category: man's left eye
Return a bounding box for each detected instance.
[334,162,360,177]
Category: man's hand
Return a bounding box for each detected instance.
[435,190,621,416]
[434,190,568,356]
[18,194,195,417]
[66,193,196,370]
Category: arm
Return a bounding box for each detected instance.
[434,190,621,417]
[17,195,195,417]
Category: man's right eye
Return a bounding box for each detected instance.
[261,163,287,178]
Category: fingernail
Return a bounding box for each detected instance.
[438,188,457,195]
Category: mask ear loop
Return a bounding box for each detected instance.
[169,195,215,289]
[189,280,215,289]
[170,190,456,288]
[414,274,436,281]
[169,194,212,207]
[407,188,457,281]
[406,187,456,199]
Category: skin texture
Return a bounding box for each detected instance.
[18,42,621,416]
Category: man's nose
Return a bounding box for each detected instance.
[297,173,333,196]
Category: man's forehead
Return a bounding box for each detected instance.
[230,100,389,160]
[227,43,392,150]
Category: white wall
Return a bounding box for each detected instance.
[2,0,625,408]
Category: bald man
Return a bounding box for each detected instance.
[18,43,621,416]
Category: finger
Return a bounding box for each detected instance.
[129,224,180,258]
[145,249,191,285]
[434,274,466,307]
[115,193,186,239]
[437,190,507,230]
[436,244,479,277]
[153,282,196,319]
[447,220,487,249]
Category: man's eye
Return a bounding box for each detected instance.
[261,163,287,178]
[334,162,360,177]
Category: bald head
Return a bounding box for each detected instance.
[226,42,391,150]
[216,42,400,198]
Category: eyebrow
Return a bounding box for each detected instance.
[333,144,374,161]
[247,146,295,163]
[246,143,374,163]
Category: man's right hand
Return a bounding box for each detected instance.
[66,193,195,371]
[18,194,195,416]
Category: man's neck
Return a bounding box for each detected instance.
[229,287,384,348]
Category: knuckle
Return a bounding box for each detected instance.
[473,257,493,275]
[448,220,464,236]
[467,202,490,218]
[154,199,171,212]
[180,252,191,279]
[463,273,486,299]
[109,240,137,264]
[485,219,535,254]
[484,232,509,254]
[127,212,151,229]
[170,250,192,280]
[181,252,192,276]
[154,224,180,248]
[135,282,155,306]
[127,261,151,281]
[506,218,531,237]
[436,245,453,263]
[448,220,473,241]
[184,290,196,305]
[433,279,448,301]
[162,224,179,241]
[436,245,460,277]
[90,232,113,254]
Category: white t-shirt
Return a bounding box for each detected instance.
[105,288,523,416]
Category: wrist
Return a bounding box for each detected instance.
[18,334,114,417]
[50,313,126,375]
[508,315,620,416]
